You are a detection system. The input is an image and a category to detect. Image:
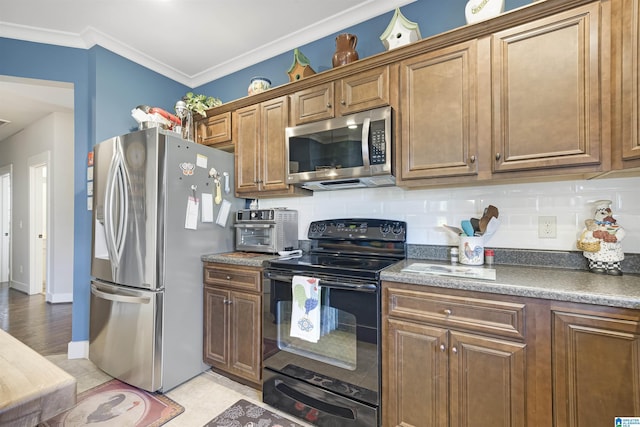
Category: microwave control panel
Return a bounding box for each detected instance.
[369,120,386,165]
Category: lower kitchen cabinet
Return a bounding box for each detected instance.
[382,281,550,427]
[203,262,262,388]
[552,304,640,427]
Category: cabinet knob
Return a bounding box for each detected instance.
[226,275,232,280]
[224,299,232,305]
[470,155,476,163]
[452,346,458,354]
[439,344,446,352]
[443,309,452,316]
[340,99,346,105]
[326,102,332,109]
[495,153,501,161]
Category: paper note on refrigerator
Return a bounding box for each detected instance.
[185,196,199,230]
[216,199,231,227]
[201,192,213,223]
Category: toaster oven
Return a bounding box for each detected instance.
[234,209,298,254]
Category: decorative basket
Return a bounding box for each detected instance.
[577,231,601,252]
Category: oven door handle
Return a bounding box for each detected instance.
[265,272,378,292]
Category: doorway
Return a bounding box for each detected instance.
[29,152,50,296]
[0,165,11,284]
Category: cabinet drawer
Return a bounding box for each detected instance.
[386,287,525,340]
[204,264,261,293]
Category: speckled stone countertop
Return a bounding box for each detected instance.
[201,252,278,267]
[382,259,640,309]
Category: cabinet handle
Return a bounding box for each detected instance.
[443,309,452,316]
[452,346,458,354]
[224,299,232,305]
[495,153,501,161]
[470,155,476,163]
[439,344,446,352]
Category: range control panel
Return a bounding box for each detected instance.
[308,218,406,242]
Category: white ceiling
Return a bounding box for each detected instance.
[0,0,414,142]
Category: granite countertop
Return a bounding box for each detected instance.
[201,252,278,267]
[0,330,77,426]
[382,259,640,309]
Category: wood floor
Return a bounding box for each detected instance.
[0,282,72,356]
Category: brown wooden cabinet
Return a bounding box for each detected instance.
[490,2,609,176]
[382,282,538,427]
[195,112,233,151]
[290,66,390,126]
[234,96,308,197]
[203,262,262,387]
[552,304,640,427]
[614,0,640,170]
[396,39,481,185]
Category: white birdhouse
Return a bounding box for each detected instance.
[380,8,421,51]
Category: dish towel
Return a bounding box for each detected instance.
[290,275,321,343]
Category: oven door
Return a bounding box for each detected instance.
[234,223,277,253]
[263,270,379,426]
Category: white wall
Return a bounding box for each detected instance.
[0,112,75,301]
[257,176,640,254]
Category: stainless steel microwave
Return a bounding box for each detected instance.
[286,106,394,191]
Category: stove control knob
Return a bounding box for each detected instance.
[392,223,405,235]
[380,223,391,235]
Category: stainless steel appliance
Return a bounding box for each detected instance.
[89,127,242,393]
[286,106,394,190]
[262,218,406,426]
[234,208,298,254]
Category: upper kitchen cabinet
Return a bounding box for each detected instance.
[195,112,233,151]
[613,0,640,170]
[490,2,610,177]
[234,96,310,198]
[396,39,482,186]
[290,66,391,126]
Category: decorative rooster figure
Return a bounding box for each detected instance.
[463,241,483,261]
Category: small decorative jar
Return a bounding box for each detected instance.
[248,77,271,95]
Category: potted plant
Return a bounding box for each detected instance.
[181,92,222,118]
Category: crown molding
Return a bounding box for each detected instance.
[0,0,415,88]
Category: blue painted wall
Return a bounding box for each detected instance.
[0,0,530,345]
[195,0,530,101]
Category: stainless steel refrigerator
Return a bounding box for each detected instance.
[89,127,242,392]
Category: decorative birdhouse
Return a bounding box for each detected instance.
[379,8,421,51]
[287,48,316,82]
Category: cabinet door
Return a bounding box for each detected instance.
[196,112,232,150]
[337,66,390,115]
[260,96,290,192]
[553,310,640,427]
[290,82,334,125]
[228,291,262,383]
[449,331,526,427]
[234,105,260,194]
[398,40,479,181]
[203,286,230,367]
[384,318,448,427]
[621,0,640,161]
[491,3,604,172]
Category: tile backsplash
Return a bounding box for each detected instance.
[257,176,640,254]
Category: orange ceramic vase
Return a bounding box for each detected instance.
[332,33,359,67]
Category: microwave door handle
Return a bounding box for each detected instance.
[361,117,371,167]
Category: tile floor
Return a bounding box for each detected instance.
[46,354,314,426]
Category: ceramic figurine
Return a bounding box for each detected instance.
[465,0,505,24]
[579,200,625,275]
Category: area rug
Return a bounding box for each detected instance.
[203,399,304,427]
[40,379,184,427]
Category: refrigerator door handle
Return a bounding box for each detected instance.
[91,284,151,305]
[104,140,130,271]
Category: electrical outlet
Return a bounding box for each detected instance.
[538,216,557,238]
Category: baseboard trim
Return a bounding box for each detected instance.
[47,292,73,303]
[68,340,88,359]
